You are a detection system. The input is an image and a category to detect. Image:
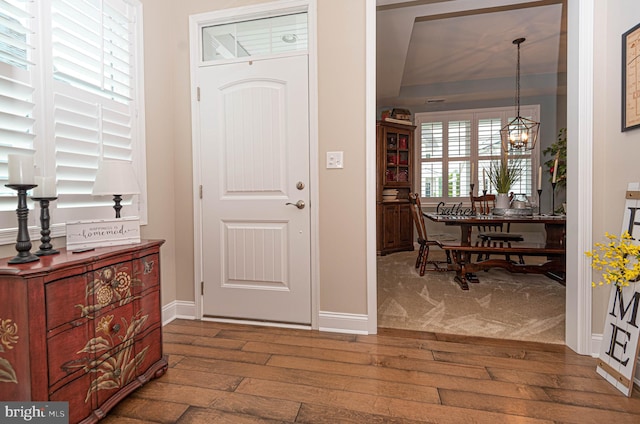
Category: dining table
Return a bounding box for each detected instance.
[423,211,567,289]
[423,212,566,247]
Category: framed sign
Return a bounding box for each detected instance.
[595,183,640,396]
[622,22,640,131]
[66,217,141,251]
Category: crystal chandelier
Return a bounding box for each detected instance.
[500,38,540,151]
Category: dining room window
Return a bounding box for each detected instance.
[414,105,540,204]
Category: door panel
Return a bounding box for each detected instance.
[199,55,310,324]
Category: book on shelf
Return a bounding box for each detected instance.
[384,117,413,125]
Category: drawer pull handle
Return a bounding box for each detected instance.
[112,323,121,333]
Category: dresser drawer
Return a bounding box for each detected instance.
[136,289,161,339]
[92,301,136,358]
[134,253,160,295]
[135,326,163,379]
[48,322,93,389]
[46,274,92,331]
[49,372,94,424]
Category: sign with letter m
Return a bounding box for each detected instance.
[596,182,640,396]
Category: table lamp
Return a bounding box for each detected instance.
[92,159,140,218]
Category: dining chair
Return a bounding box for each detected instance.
[408,193,452,275]
[470,192,525,264]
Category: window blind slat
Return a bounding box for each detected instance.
[52,33,101,62]
[54,106,99,131]
[0,71,33,95]
[52,1,100,37]
[0,128,34,148]
[0,110,33,131]
[0,1,33,20]
[55,163,96,179]
[102,132,131,149]
[54,137,99,157]
[0,31,31,52]
[0,93,33,115]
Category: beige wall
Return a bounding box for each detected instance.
[138,0,369,315]
[317,0,368,314]
[591,0,640,333]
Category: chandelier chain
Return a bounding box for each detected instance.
[515,39,521,116]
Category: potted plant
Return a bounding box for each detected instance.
[488,159,522,209]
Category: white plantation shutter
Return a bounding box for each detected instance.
[0,0,36,217]
[0,0,145,240]
[415,106,539,202]
[49,0,144,222]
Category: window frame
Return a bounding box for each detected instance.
[414,105,541,206]
[0,0,146,245]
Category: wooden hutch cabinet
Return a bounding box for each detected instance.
[377,120,416,255]
[0,240,167,424]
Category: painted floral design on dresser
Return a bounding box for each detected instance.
[63,312,149,403]
[61,259,156,401]
[0,318,19,384]
[75,261,153,319]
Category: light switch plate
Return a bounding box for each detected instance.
[326,151,344,169]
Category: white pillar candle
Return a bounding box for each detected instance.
[471,163,475,184]
[8,154,35,185]
[483,168,486,190]
[552,157,558,184]
[538,165,542,190]
[33,176,57,198]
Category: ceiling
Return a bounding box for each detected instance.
[376,0,567,109]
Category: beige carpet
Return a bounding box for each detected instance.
[377,249,566,344]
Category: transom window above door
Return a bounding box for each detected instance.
[201,12,308,62]
[414,105,540,204]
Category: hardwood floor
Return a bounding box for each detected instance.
[102,319,640,423]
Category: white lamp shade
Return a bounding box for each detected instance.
[92,160,141,195]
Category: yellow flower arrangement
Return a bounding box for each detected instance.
[585,231,640,289]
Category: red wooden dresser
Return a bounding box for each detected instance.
[0,240,167,424]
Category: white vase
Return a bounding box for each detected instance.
[496,193,510,209]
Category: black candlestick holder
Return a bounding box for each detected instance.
[31,197,59,256]
[551,182,557,215]
[5,184,39,264]
[537,189,543,215]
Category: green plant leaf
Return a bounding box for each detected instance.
[488,159,522,193]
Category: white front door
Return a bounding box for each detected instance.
[198,55,311,324]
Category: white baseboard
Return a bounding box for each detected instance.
[161,302,372,334]
[318,311,370,334]
[162,300,196,326]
